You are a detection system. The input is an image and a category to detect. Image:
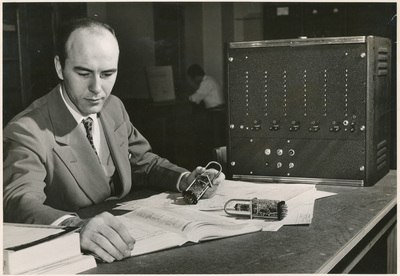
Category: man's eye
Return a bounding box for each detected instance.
[78,72,90,77]
[101,72,114,78]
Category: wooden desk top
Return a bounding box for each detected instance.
[82,170,396,274]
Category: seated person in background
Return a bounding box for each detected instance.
[187,63,225,110]
[3,17,224,263]
[187,64,226,165]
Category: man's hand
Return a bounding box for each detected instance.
[181,166,225,199]
[79,212,135,263]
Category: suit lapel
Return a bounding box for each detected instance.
[99,104,131,198]
[48,86,112,203]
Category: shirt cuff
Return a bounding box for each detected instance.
[176,171,190,192]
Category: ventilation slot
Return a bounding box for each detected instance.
[377,139,388,171]
[377,47,389,76]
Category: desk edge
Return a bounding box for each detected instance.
[316,197,397,273]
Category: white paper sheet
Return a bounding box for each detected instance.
[114,180,336,231]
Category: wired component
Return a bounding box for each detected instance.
[224,198,288,220]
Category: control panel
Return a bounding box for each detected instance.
[226,36,391,186]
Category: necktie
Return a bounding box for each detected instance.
[82,117,99,157]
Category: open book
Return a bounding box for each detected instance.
[118,205,261,256]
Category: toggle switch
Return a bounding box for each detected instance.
[289,120,300,131]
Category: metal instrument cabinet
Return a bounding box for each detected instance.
[226,36,392,186]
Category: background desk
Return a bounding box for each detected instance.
[122,99,226,170]
[81,170,396,274]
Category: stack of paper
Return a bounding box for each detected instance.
[115,180,336,232]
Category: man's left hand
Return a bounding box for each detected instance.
[180,166,225,199]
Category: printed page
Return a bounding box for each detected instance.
[193,180,316,211]
[114,180,336,232]
[117,214,187,256]
[115,181,316,211]
[119,205,260,243]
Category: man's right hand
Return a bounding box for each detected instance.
[79,212,135,263]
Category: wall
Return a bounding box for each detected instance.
[183,2,225,90]
[87,2,155,99]
[202,3,224,87]
[85,3,264,100]
[183,3,204,70]
[233,2,264,42]
[184,2,263,92]
[86,2,107,20]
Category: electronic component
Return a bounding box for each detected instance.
[182,161,222,204]
[226,36,392,186]
[224,198,288,220]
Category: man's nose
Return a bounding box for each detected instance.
[89,76,102,94]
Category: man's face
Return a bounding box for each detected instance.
[55,27,119,116]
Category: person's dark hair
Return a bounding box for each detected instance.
[56,17,117,68]
[187,64,205,78]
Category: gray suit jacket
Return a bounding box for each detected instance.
[3,85,187,224]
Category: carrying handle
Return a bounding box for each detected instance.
[204,161,222,181]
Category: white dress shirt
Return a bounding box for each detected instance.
[59,87,101,156]
[189,75,225,109]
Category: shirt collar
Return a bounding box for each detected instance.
[59,85,97,123]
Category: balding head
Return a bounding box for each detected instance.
[56,17,118,68]
[53,18,120,116]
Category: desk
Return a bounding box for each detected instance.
[81,170,396,274]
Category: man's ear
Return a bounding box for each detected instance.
[54,56,64,80]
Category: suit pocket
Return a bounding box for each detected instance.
[114,121,128,148]
[114,122,131,162]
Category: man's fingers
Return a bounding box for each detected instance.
[212,170,225,184]
[100,225,132,259]
[109,217,136,251]
[185,167,225,199]
[81,232,116,263]
[79,212,135,262]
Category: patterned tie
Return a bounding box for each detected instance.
[82,117,99,157]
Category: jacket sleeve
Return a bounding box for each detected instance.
[116,99,188,191]
[3,117,75,225]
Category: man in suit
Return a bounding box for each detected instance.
[3,18,224,263]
